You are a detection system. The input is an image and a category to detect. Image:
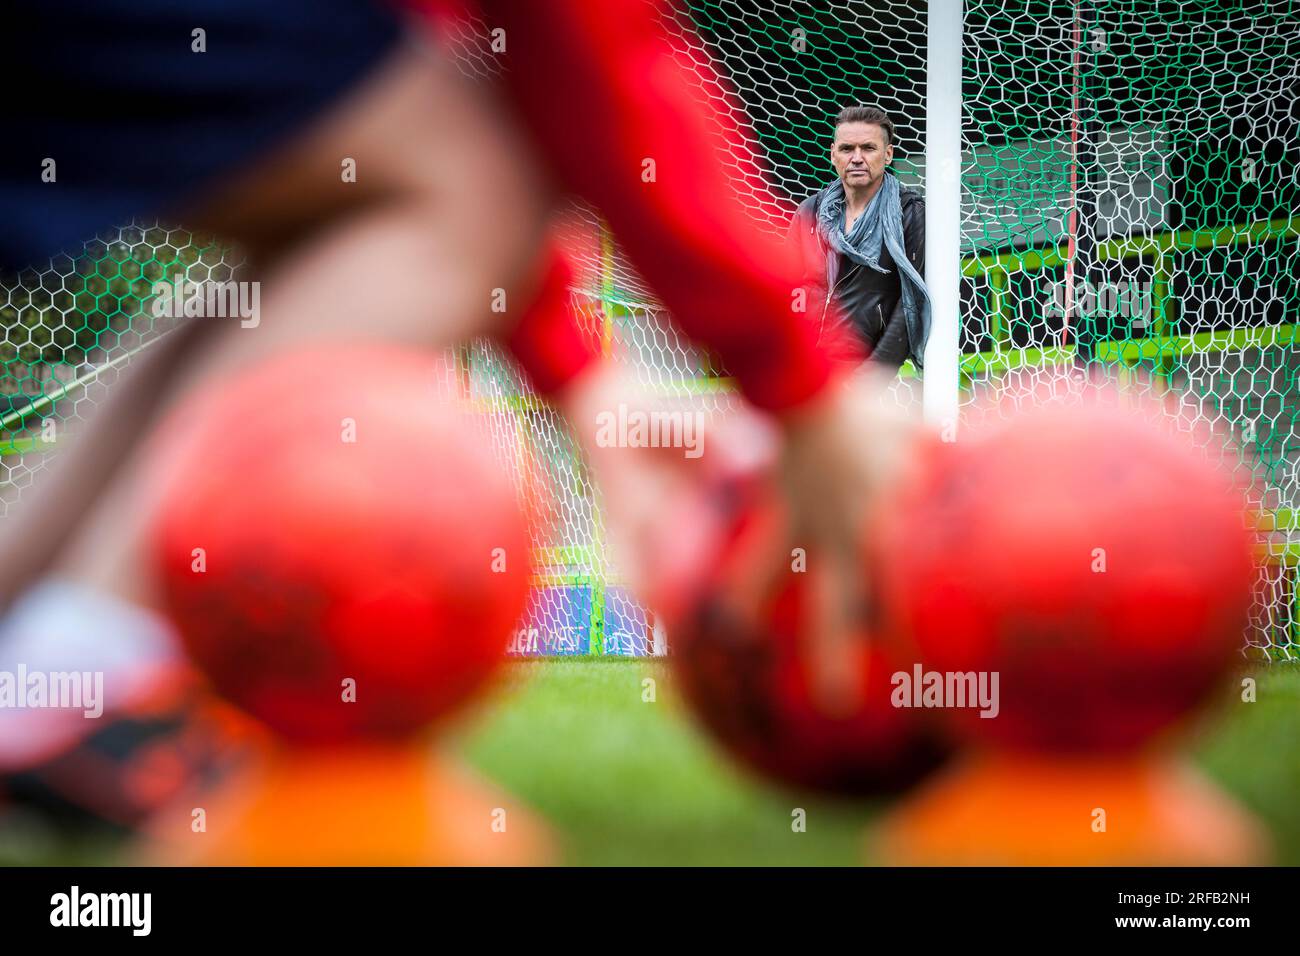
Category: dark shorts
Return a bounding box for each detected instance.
[0,0,404,270]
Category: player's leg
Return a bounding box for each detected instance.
[5,36,554,612]
[0,24,556,842]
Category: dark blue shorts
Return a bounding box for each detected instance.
[0,0,404,270]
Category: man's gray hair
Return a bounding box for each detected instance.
[833,105,895,146]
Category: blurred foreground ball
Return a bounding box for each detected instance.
[148,346,530,742]
[878,390,1256,752]
[670,471,951,797]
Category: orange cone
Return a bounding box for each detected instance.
[872,751,1270,866]
[138,741,555,866]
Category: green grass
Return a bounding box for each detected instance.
[4,657,1294,866]
[453,659,1300,866]
[452,660,878,865]
[1197,668,1300,865]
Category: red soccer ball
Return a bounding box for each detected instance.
[147,346,531,743]
[669,473,951,797]
[877,390,1257,753]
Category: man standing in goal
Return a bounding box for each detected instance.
[790,107,930,371]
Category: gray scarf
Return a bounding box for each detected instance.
[815,171,930,368]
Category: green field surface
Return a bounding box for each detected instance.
[454,659,1300,866]
[2,658,1295,867]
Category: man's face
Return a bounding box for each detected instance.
[831,122,893,191]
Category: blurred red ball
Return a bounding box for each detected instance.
[670,475,950,797]
[148,346,530,742]
[877,391,1256,753]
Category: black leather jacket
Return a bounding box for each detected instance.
[788,183,925,368]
